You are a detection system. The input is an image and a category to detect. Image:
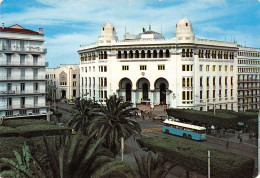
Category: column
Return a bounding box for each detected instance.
[132,90,136,107]
[150,90,154,105]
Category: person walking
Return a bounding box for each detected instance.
[226,139,229,149]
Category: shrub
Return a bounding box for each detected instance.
[137,136,254,178]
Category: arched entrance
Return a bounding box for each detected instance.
[61,90,66,98]
[160,83,166,105]
[154,78,169,105]
[125,83,132,101]
[136,78,150,103]
[118,78,132,102]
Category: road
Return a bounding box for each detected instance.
[54,102,258,177]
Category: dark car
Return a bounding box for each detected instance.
[153,115,168,121]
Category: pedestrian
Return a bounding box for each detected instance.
[226,139,229,149]
[240,137,242,143]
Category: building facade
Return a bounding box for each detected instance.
[237,47,260,111]
[0,24,47,119]
[46,64,80,100]
[78,18,240,111]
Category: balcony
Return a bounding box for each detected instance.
[0,61,45,67]
[0,103,47,111]
[0,90,47,96]
[0,76,46,81]
[1,45,45,53]
[237,79,260,83]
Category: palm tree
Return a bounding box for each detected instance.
[0,142,45,178]
[89,95,141,156]
[134,151,175,178]
[43,132,130,178]
[66,99,99,135]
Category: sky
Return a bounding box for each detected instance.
[0,0,259,67]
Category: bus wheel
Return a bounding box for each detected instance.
[188,135,192,139]
[183,134,187,139]
[166,130,169,134]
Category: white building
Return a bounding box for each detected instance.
[0,24,47,119]
[78,18,239,111]
[237,47,260,111]
[46,64,80,100]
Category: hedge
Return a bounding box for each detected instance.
[166,109,238,129]
[137,136,254,178]
[0,119,71,137]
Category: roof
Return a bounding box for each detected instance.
[0,24,40,35]
[163,119,206,130]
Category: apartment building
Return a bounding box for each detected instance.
[0,24,47,119]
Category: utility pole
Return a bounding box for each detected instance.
[121,137,124,161]
[208,150,210,178]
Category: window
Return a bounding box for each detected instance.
[219,65,222,71]
[73,90,76,97]
[122,65,129,70]
[73,74,76,79]
[231,89,233,97]
[225,77,228,86]
[212,65,216,71]
[219,77,222,86]
[34,83,39,92]
[21,83,25,93]
[85,67,87,73]
[207,77,209,86]
[230,65,233,71]
[118,51,121,59]
[20,54,25,65]
[213,90,215,98]
[219,90,221,97]
[200,91,203,99]
[213,77,215,86]
[206,65,209,71]
[199,65,203,72]
[34,96,38,107]
[207,90,209,99]
[231,77,233,86]
[182,65,185,71]
[158,65,165,70]
[140,65,147,70]
[73,81,76,87]
[33,55,38,65]
[200,77,203,87]
[225,65,228,72]
[21,97,25,108]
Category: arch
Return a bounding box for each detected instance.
[118,51,121,59]
[141,50,145,58]
[153,50,157,58]
[159,50,163,58]
[147,50,151,58]
[135,50,139,58]
[129,50,133,58]
[154,78,169,105]
[124,51,127,59]
[119,78,133,101]
[104,51,107,59]
[61,90,66,98]
[166,49,170,58]
[136,78,150,100]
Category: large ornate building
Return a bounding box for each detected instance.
[46,64,80,100]
[78,18,259,111]
[0,24,47,119]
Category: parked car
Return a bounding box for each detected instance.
[153,115,168,121]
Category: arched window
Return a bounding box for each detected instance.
[147,50,151,58]
[190,49,193,57]
[182,49,185,57]
[124,51,127,59]
[104,51,107,59]
[135,50,139,58]
[141,50,145,58]
[99,52,103,59]
[186,23,188,26]
[129,50,133,58]
[118,51,121,59]
[153,50,157,58]
[159,50,163,58]
[166,49,170,58]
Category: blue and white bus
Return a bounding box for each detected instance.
[163,120,207,141]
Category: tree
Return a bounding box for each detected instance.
[133,151,175,178]
[43,132,131,178]
[66,99,99,135]
[0,142,45,178]
[89,95,141,156]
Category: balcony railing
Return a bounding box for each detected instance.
[1,46,44,53]
[237,79,260,82]
[0,61,45,66]
[0,90,46,95]
[2,103,46,110]
[0,76,46,80]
